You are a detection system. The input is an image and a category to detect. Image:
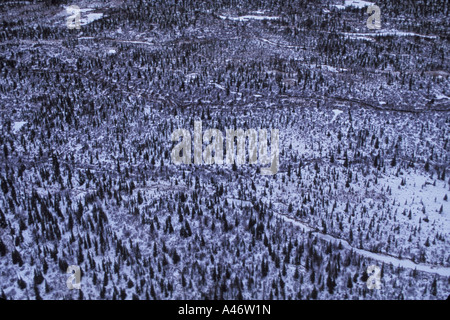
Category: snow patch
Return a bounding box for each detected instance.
[321,65,347,73]
[332,0,375,10]
[331,109,343,122]
[79,9,104,26]
[218,15,280,21]
[343,30,437,40]
[343,34,376,42]
[64,7,104,26]
[13,121,27,133]
[435,93,449,100]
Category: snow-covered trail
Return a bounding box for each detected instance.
[275,212,450,277]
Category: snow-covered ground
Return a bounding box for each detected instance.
[63,7,104,26]
[1,0,448,301]
[13,121,27,133]
[343,30,438,39]
[79,9,103,26]
[434,93,449,100]
[218,15,280,21]
[332,0,375,10]
[331,109,344,122]
[276,211,450,276]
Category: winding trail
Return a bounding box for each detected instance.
[275,211,450,277]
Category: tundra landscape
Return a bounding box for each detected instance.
[0,0,449,300]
